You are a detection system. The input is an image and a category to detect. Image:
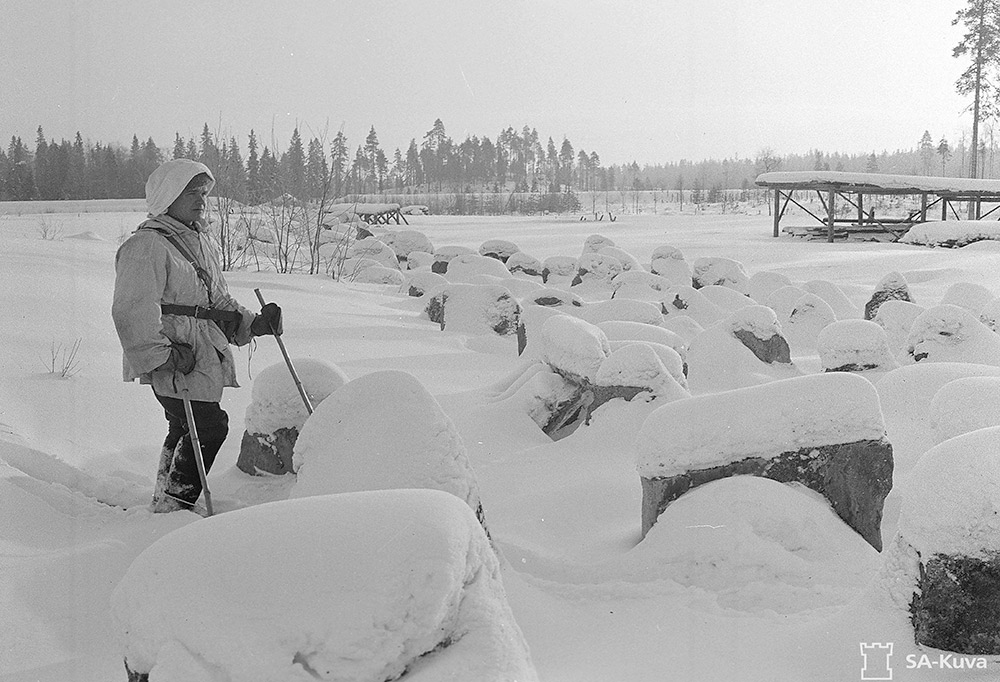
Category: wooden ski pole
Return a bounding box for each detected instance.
[182,391,214,516]
[254,288,313,415]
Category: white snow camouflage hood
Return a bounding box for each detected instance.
[145,159,216,218]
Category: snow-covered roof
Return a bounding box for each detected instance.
[756,171,1000,196]
[327,202,402,216]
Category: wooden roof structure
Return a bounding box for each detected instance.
[755,171,1000,242]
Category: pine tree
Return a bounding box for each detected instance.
[919,131,936,175]
[938,138,953,175]
[330,131,349,198]
[405,139,421,188]
[559,137,575,190]
[246,130,261,204]
[953,0,1000,179]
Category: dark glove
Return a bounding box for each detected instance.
[251,302,283,336]
[156,342,196,374]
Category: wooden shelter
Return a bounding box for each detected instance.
[755,171,1000,243]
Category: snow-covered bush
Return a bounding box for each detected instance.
[112,489,536,682]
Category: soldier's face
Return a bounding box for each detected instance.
[167,178,211,226]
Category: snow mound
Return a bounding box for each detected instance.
[112,489,536,682]
[625,476,879,612]
[982,299,1000,332]
[405,250,434,270]
[636,372,885,478]
[525,286,583,308]
[446,253,513,282]
[291,370,481,511]
[431,245,475,273]
[816,320,897,372]
[537,314,610,382]
[245,359,349,435]
[765,285,809,321]
[901,220,1000,248]
[905,304,1000,365]
[541,255,578,279]
[691,256,749,294]
[940,281,997,316]
[598,245,640,271]
[930,376,1000,443]
[872,299,926,353]
[899,426,1000,557]
[660,314,704,343]
[575,297,663,326]
[607,340,687,389]
[402,271,448,297]
[338,257,382,280]
[649,244,691,284]
[596,320,687,360]
[66,230,106,241]
[865,271,913,320]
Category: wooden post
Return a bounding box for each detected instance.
[827,190,836,243]
[942,198,948,221]
[772,190,781,237]
[857,193,864,226]
[977,199,982,219]
[920,193,928,222]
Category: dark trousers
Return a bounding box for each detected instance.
[153,391,229,506]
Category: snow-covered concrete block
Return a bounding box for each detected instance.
[113,489,536,682]
[382,229,434,262]
[783,293,837,353]
[424,283,521,336]
[817,319,898,373]
[864,271,914,320]
[940,281,997,316]
[764,285,809,322]
[901,219,1000,248]
[431,245,475,274]
[446,253,513,283]
[697,284,754,312]
[649,245,691,285]
[405,250,434,270]
[581,233,615,254]
[506,251,544,278]
[402,271,448,297]
[610,270,671,301]
[575,298,664,326]
[352,265,406,285]
[748,270,793,305]
[238,359,349,476]
[541,255,578,283]
[598,245,640,272]
[290,370,483,521]
[685,305,800,393]
[571,252,623,286]
[658,285,726,328]
[636,372,893,550]
[691,256,750,294]
[872,299,926,353]
[537,314,610,383]
[905,304,1000,365]
[479,238,520,263]
[660,314,704,344]
[891,426,1000,653]
[346,237,400,270]
[596,344,690,401]
[607,340,687,389]
[802,279,860,320]
[929,376,1000,443]
[516,306,566,358]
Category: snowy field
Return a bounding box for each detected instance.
[2,205,1000,681]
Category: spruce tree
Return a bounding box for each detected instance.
[173,134,185,160]
[953,0,1000,179]
[330,131,349,199]
[246,130,261,204]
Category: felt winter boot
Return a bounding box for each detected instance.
[149,443,196,513]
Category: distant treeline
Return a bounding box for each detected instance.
[0,122,981,207]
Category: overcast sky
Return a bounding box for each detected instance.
[2,0,973,165]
